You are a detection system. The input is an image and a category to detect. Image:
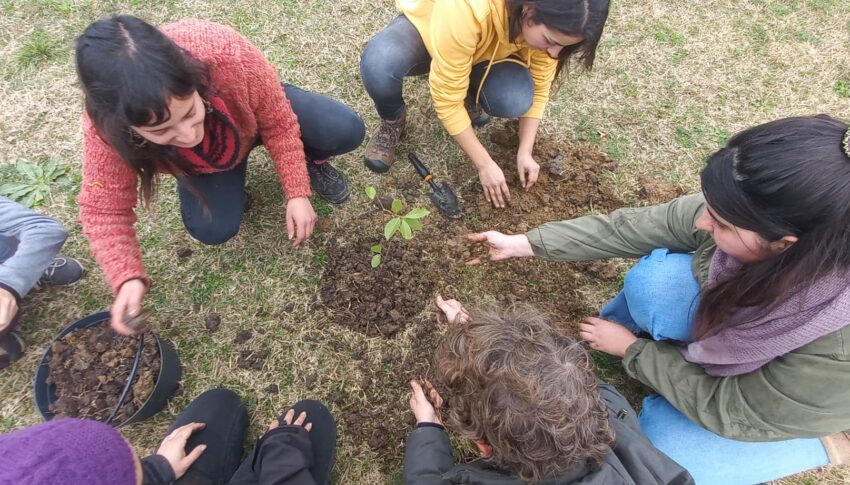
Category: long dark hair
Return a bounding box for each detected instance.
[506,0,610,82]
[694,115,850,338]
[75,15,211,205]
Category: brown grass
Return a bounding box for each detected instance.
[1,0,849,483]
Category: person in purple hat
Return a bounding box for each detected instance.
[0,388,338,484]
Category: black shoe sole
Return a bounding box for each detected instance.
[364,158,391,174]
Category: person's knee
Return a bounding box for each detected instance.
[328,110,366,154]
[479,67,534,118]
[186,219,240,245]
[360,39,405,97]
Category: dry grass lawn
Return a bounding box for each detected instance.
[1,0,849,483]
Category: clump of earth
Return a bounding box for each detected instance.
[317,121,682,468]
[47,324,160,424]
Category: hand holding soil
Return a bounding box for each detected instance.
[156,422,207,480]
[409,379,443,425]
[465,231,535,265]
[110,279,147,335]
[435,295,469,325]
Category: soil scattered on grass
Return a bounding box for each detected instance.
[176,247,193,259]
[205,313,221,332]
[237,349,268,370]
[318,121,634,468]
[637,175,686,205]
[47,324,160,424]
[233,330,252,344]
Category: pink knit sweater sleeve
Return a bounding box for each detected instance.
[77,119,149,293]
[234,32,311,199]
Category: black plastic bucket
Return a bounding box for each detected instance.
[34,311,182,427]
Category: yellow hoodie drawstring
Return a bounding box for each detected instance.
[473,43,532,106]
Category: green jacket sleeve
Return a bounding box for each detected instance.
[623,333,850,441]
[526,193,709,261]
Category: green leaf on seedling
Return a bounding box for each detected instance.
[404,217,422,230]
[404,207,430,219]
[371,254,381,268]
[400,219,413,239]
[384,217,401,240]
[391,198,403,214]
[43,158,59,179]
[365,186,377,200]
[371,244,382,254]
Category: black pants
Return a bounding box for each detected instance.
[178,84,365,245]
[164,389,337,485]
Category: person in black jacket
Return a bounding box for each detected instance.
[403,297,694,484]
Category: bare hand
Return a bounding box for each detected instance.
[267,408,313,432]
[110,279,147,335]
[156,422,207,480]
[579,317,639,357]
[465,231,534,265]
[0,288,18,333]
[409,379,443,424]
[478,161,511,208]
[435,295,469,324]
[516,152,540,190]
[286,197,317,246]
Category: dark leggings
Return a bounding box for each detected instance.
[360,15,534,121]
[163,389,336,485]
[178,84,365,245]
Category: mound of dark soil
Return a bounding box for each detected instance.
[320,236,440,337]
[47,325,160,424]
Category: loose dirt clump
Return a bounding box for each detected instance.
[320,237,439,337]
[470,121,621,232]
[47,324,160,423]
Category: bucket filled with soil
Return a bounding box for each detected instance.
[34,311,182,427]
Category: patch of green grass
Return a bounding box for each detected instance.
[575,118,602,144]
[835,79,850,98]
[14,28,62,70]
[190,270,228,305]
[652,24,686,47]
[311,195,333,216]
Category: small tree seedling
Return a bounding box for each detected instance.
[364,186,430,267]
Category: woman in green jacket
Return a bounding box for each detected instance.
[467,115,850,484]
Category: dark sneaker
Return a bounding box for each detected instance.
[364,110,406,173]
[40,256,85,287]
[307,160,350,204]
[0,332,24,371]
[467,101,490,128]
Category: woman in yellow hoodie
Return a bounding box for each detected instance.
[361,0,609,207]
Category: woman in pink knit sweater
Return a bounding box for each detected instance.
[75,16,365,333]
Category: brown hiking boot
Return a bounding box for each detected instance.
[364,110,406,173]
[822,431,850,465]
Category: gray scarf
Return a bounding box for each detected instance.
[681,250,850,376]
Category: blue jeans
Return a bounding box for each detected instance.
[601,248,829,485]
[360,15,533,121]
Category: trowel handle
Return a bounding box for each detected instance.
[408,153,432,180]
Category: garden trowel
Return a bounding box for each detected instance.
[408,153,462,219]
